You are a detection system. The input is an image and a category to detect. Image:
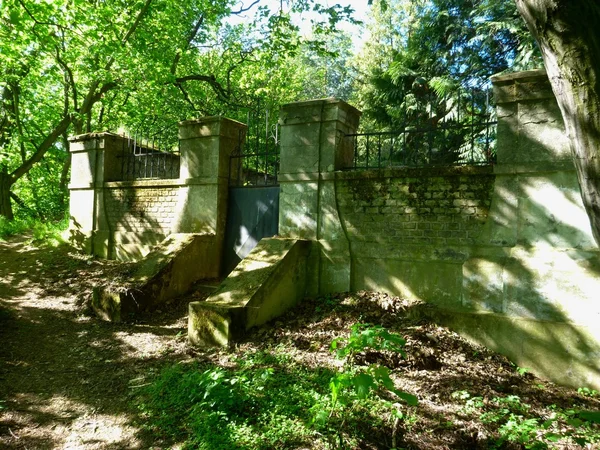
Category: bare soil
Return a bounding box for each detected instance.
[0,235,599,449]
[0,235,199,449]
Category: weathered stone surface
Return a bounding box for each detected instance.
[424,306,600,390]
[91,233,218,321]
[276,74,600,389]
[188,238,311,347]
[69,118,241,262]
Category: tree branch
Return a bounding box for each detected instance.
[10,115,72,182]
[170,15,205,76]
[55,44,78,112]
[175,83,202,114]
[175,74,231,100]
[230,0,261,15]
[104,0,153,72]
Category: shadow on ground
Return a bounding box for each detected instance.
[0,235,202,449]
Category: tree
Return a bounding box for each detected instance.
[356,0,540,129]
[0,0,355,220]
[515,0,600,246]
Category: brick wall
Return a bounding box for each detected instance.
[105,186,179,232]
[336,166,495,246]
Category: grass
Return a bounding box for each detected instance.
[135,348,392,449]
[132,293,600,450]
[0,216,69,245]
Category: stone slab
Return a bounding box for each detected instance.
[91,233,218,321]
[188,238,311,347]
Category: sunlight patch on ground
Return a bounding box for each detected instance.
[62,412,140,450]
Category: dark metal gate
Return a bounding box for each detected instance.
[222,104,280,275]
[222,186,280,275]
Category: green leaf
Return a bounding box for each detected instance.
[566,418,584,427]
[578,410,600,424]
[394,390,418,406]
[352,373,376,399]
[9,10,20,25]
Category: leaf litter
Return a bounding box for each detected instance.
[0,235,598,449]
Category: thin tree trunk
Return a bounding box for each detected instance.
[0,170,14,220]
[515,0,600,246]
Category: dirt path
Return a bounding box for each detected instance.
[2,236,599,449]
[0,235,197,449]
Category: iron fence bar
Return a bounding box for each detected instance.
[377,134,382,167]
[344,120,498,139]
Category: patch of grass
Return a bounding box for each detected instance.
[135,341,407,449]
[453,390,600,449]
[0,216,35,240]
[136,351,326,449]
[0,216,68,245]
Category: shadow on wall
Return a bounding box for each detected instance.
[333,113,600,389]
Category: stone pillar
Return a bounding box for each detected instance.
[278,99,361,295]
[68,132,127,257]
[175,117,247,275]
[481,69,593,250]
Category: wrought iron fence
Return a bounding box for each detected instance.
[345,87,497,169]
[119,135,180,181]
[229,103,279,187]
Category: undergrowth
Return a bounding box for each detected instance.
[0,216,68,245]
[133,294,600,450]
[136,325,413,449]
[451,390,600,449]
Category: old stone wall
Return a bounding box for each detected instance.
[336,167,494,247]
[104,184,179,233]
[278,71,600,389]
[68,117,246,263]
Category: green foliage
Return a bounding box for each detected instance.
[452,390,600,449]
[578,387,599,398]
[324,323,417,423]
[137,352,328,449]
[0,215,68,244]
[331,323,407,359]
[136,327,416,449]
[354,0,541,131]
[1,0,356,219]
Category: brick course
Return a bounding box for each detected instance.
[105,186,179,232]
[337,170,495,246]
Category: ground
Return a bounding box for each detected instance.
[0,235,599,449]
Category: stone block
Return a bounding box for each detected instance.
[424,307,600,390]
[462,257,505,313]
[352,257,464,310]
[516,173,596,249]
[91,233,218,321]
[503,246,600,326]
[188,238,311,347]
[278,181,319,239]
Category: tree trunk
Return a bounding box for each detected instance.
[515,0,600,246]
[0,170,14,220]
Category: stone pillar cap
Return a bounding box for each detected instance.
[68,131,119,142]
[490,68,547,83]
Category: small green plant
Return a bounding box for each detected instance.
[578,387,599,398]
[0,216,33,240]
[452,390,485,414]
[0,215,68,245]
[452,391,600,449]
[320,323,417,424]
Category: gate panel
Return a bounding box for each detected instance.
[222,186,280,275]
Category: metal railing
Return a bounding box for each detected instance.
[346,88,497,169]
[229,104,279,187]
[119,135,180,181]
